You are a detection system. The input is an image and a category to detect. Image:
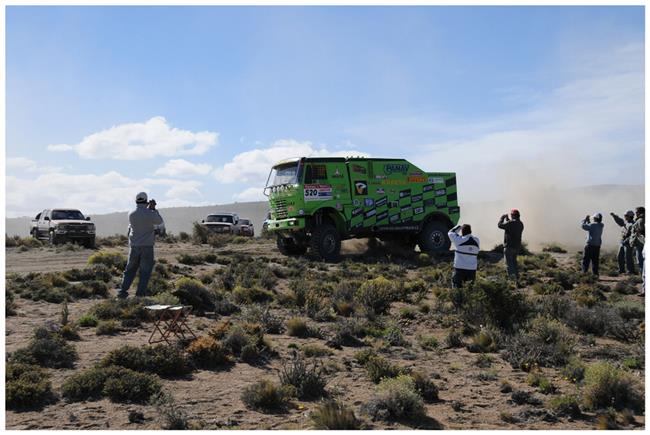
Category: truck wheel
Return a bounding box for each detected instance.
[418,221,451,253]
[84,238,96,249]
[385,239,416,253]
[49,231,59,245]
[277,236,307,256]
[310,224,341,262]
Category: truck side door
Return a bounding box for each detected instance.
[346,161,373,230]
[38,209,49,237]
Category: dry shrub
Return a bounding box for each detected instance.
[279,353,327,400]
[311,400,361,429]
[582,362,643,412]
[6,363,56,410]
[9,326,78,368]
[356,276,395,317]
[62,365,161,404]
[87,251,127,270]
[186,336,230,369]
[240,379,290,412]
[362,375,425,421]
[100,344,191,377]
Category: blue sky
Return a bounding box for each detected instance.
[6,6,645,217]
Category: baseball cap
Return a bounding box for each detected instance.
[510,208,520,215]
[593,212,603,220]
[136,192,148,203]
[625,210,635,217]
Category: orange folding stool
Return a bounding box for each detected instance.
[145,305,197,345]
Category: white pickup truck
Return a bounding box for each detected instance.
[31,208,96,248]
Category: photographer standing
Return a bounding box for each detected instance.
[581,213,604,276]
[610,210,636,274]
[498,209,524,284]
[118,192,164,299]
[448,224,480,288]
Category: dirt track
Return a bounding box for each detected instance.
[5,240,646,430]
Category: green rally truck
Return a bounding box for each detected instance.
[264,157,459,261]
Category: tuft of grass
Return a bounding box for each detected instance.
[77,313,98,327]
[241,379,290,412]
[417,334,439,351]
[96,320,121,335]
[445,329,464,348]
[363,355,406,384]
[361,375,426,421]
[286,317,318,338]
[279,353,327,400]
[410,370,439,402]
[87,251,127,270]
[548,394,581,418]
[311,400,361,429]
[301,344,334,358]
[150,392,189,430]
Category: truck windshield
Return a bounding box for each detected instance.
[239,219,251,225]
[51,210,85,220]
[206,215,234,223]
[267,163,300,188]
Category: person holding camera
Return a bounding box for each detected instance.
[118,192,164,299]
[498,209,524,284]
[581,212,604,276]
[610,210,636,274]
[631,206,645,277]
[448,224,480,288]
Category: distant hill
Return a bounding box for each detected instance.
[6,184,644,250]
[6,202,269,238]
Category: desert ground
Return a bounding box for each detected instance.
[5,232,645,430]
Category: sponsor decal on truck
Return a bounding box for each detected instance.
[304,184,333,201]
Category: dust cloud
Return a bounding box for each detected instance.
[460,184,645,252]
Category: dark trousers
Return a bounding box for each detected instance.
[582,244,600,276]
[617,243,636,273]
[452,268,476,289]
[118,246,155,298]
[504,247,519,278]
[635,244,644,275]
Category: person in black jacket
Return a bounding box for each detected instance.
[498,209,524,283]
[610,210,636,274]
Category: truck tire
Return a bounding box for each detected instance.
[84,237,96,249]
[310,224,341,262]
[418,221,451,253]
[49,231,59,245]
[277,236,307,256]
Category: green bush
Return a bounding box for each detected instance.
[582,362,643,412]
[311,400,361,429]
[7,273,70,303]
[96,320,121,335]
[62,366,122,402]
[88,298,151,326]
[87,251,127,270]
[78,313,99,327]
[548,395,581,418]
[417,335,439,351]
[102,370,162,404]
[6,363,55,410]
[232,285,274,304]
[286,317,317,338]
[62,265,113,283]
[186,336,230,369]
[100,344,191,377]
[364,356,406,384]
[241,379,290,412]
[562,356,586,383]
[410,370,439,402]
[502,316,573,370]
[279,353,327,400]
[362,375,426,421]
[10,327,78,368]
[356,276,395,317]
[301,344,333,358]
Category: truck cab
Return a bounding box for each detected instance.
[264,157,459,261]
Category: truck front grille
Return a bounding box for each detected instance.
[274,199,288,219]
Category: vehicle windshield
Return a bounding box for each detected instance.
[267,163,300,187]
[52,210,85,220]
[239,219,250,225]
[206,215,234,224]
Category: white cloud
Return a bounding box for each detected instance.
[47,116,218,160]
[154,159,213,177]
[6,171,204,217]
[7,157,62,173]
[213,139,369,184]
[233,186,266,202]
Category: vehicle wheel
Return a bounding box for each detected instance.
[30,229,38,239]
[277,236,307,256]
[385,238,416,253]
[84,237,96,249]
[310,224,341,262]
[49,231,59,245]
[417,221,451,253]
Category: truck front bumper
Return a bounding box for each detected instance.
[266,217,306,232]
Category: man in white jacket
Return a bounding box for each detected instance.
[448,224,480,288]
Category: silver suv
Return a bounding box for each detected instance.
[200,213,241,234]
[32,209,96,248]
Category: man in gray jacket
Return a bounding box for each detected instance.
[118,192,164,298]
[581,213,604,276]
